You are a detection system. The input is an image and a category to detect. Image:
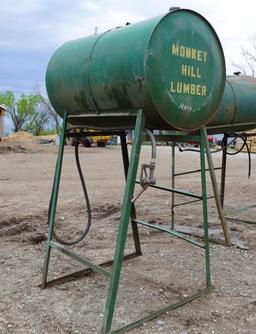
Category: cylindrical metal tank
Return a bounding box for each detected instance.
[207,75,256,133]
[46,8,225,131]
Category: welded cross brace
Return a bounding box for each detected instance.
[169,130,231,246]
[41,113,142,290]
[221,133,256,226]
[42,110,214,333]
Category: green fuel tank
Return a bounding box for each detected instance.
[207,75,256,134]
[46,8,226,131]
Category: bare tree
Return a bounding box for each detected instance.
[24,103,49,135]
[232,36,256,77]
[41,98,61,134]
[32,83,62,134]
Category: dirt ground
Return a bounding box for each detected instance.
[0,138,256,334]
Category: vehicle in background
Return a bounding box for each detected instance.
[70,129,111,147]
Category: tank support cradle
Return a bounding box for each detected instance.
[41,110,220,333]
[168,130,231,246]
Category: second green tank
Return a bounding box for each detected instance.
[207,75,256,133]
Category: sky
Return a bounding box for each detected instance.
[1,0,256,96]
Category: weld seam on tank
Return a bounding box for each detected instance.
[87,30,112,114]
[225,78,238,125]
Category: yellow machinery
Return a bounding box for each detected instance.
[71,128,111,147]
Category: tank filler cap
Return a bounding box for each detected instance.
[169,7,180,11]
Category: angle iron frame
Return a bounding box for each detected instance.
[221,133,256,225]
[42,110,215,333]
[168,130,231,246]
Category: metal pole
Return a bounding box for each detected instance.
[120,131,142,255]
[101,110,145,334]
[171,141,175,230]
[199,128,211,288]
[202,128,231,246]
[220,134,227,208]
[42,112,68,288]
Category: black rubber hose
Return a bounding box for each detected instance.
[223,133,246,155]
[245,141,252,179]
[177,132,252,178]
[48,137,92,245]
[178,135,236,154]
[224,133,251,178]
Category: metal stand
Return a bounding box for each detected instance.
[171,141,175,230]
[41,112,215,333]
[120,132,142,256]
[220,134,228,208]
[42,112,143,290]
[221,133,256,225]
[169,130,231,246]
[203,129,231,246]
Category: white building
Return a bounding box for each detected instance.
[0,104,6,140]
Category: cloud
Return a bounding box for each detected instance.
[1,0,256,94]
[79,1,101,12]
[0,0,147,94]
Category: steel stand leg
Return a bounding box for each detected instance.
[41,112,68,288]
[201,128,231,246]
[120,132,142,255]
[171,141,175,230]
[220,134,227,209]
[199,128,211,288]
[101,110,145,334]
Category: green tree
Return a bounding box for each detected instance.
[0,91,46,133]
